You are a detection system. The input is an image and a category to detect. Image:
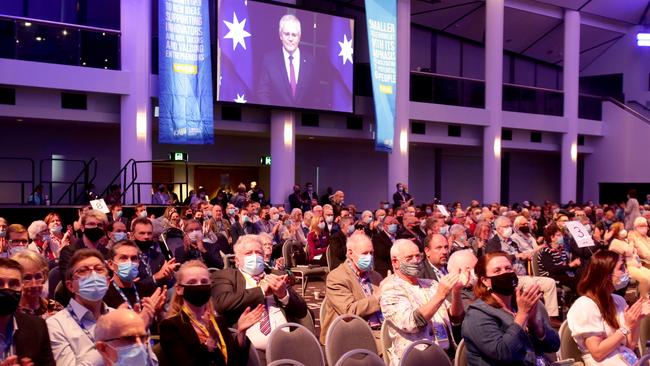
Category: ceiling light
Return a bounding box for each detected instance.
[637,33,650,46]
[35,36,42,41]
[62,30,67,36]
[24,22,31,27]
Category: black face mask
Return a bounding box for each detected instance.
[182,284,212,307]
[488,272,519,296]
[134,239,154,252]
[0,289,21,315]
[519,226,530,234]
[84,227,105,243]
[186,214,193,219]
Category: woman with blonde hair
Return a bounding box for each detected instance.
[306,216,328,264]
[11,250,63,318]
[160,260,263,365]
[609,222,650,297]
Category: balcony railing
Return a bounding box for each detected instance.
[0,14,120,70]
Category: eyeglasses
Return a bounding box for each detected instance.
[23,272,44,283]
[8,239,29,245]
[73,265,108,278]
[103,334,150,345]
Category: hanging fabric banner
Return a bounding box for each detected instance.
[159,0,214,144]
[365,0,397,152]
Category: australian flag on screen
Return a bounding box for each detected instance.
[218,0,253,104]
[329,17,354,111]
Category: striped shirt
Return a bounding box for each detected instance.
[538,246,568,277]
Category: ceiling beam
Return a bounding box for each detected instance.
[442,3,484,31]
[411,1,481,17]
[639,0,650,25]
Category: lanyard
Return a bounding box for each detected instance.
[140,253,152,277]
[182,305,228,363]
[1,318,13,359]
[66,304,98,343]
[111,280,140,310]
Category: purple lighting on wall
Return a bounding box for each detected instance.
[637,33,650,46]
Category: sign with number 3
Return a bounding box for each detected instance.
[565,222,595,248]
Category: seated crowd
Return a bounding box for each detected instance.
[0,183,650,365]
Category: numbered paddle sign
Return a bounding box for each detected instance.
[89,199,110,214]
[565,221,595,248]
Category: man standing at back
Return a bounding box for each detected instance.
[258,14,318,108]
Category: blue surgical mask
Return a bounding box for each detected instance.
[242,216,250,223]
[116,261,139,282]
[556,236,565,246]
[364,217,373,224]
[138,211,147,219]
[116,210,123,218]
[77,271,108,302]
[387,224,398,234]
[0,230,5,238]
[356,254,373,272]
[50,225,62,234]
[113,232,128,242]
[113,343,150,366]
[242,254,264,276]
[614,272,630,290]
[318,222,326,230]
[347,225,355,235]
[439,226,448,236]
[42,235,51,242]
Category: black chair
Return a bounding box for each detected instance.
[282,240,327,297]
[47,266,61,300]
[161,227,185,256]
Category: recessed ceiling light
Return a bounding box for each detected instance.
[308,136,315,140]
[62,30,67,36]
[17,119,23,122]
[24,22,31,27]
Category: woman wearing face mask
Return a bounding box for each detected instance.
[174,220,224,269]
[307,216,329,264]
[538,224,581,292]
[468,222,491,258]
[44,213,70,261]
[160,260,263,366]
[27,220,52,258]
[461,251,560,366]
[567,250,649,366]
[627,217,650,268]
[609,225,650,298]
[12,250,63,318]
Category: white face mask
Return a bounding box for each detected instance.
[188,230,203,243]
[501,227,513,238]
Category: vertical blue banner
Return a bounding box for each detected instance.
[365,0,397,152]
[159,0,214,144]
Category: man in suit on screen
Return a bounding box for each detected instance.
[258,14,320,108]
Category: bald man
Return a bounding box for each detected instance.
[447,249,478,310]
[321,233,383,347]
[95,308,157,366]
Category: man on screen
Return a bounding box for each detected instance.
[258,14,320,108]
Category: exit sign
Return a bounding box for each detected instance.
[260,156,271,165]
[169,152,188,161]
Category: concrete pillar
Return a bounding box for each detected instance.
[270,110,295,207]
[120,0,152,204]
[561,10,580,204]
[482,0,504,204]
[387,0,411,198]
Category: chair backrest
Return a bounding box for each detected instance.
[454,339,467,366]
[334,349,385,366]
[380,319,393,364]
[319,297,328,337]
[47,266,60,300]
[325,314,378,366]
[161,227,185,255]
[266,322,325,366]
[282,240,305,267]
[399,339,452,366]
[558,320,583,363]
[207,267,220,274]
[531,251,541,277]
[267,360,305,366]
[639,316,650,356]
[152,343,169,366]
[326,245,333,271]
[294,307,317,336]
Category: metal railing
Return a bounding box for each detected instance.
[39,158,97,205]
[0,14,121,70]
[607,98,650,126]
[0,157,35,205]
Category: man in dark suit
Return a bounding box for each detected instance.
[371,216,399,277]
[327,217,355,270]
[0,258,55,365]
[288,184,305,211]
[392,183,412,209]
[421,233,450,282]
[301,182,318,212]
[212,234,308,358]
[258,14,320,108]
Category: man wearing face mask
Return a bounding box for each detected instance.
[392,183,412,209]
[0,218,8,250]
[380,239,465,365]
[486,216,560,320]
[510,216,538,253]
[103,241,147,309]
[372,216,399,277]
[323,205,340,236]
[327,216,355,270]
[107,221,128,248]
[130,218,176,295]
[0,258,55,365]
[174,220,223,268]
[321,233,384,349]
[4,225,30,258]
[95,308,157,366]
[47,249,113,365]
[211,235,308,359]
[58,211,110,303]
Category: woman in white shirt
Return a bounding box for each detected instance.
[567,250,649,366]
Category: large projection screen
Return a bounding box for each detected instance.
[216,0,355,113]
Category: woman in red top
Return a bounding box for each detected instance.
[306,216,328,264]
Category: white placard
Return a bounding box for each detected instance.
[437,205,450,217]
[565,221,595,248]
[89,199,110,214]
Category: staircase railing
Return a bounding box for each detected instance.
[39,158,97,205]
[0,157,35,205]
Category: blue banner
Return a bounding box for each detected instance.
[159,0,214,144]
[365,0,397,152]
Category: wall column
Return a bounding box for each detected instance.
[270,110,295,207]
[561,9,580,204]
[120,0,152,204]
[387,0,411,198]
[482,0,504,204]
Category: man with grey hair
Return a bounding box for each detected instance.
[212,234,308,357]
[320,233,383,347]
[486,216,560,319]
[448,223,470,253]
[258,13,319,107]
[95,308,157,366]
[381,239,464,365]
